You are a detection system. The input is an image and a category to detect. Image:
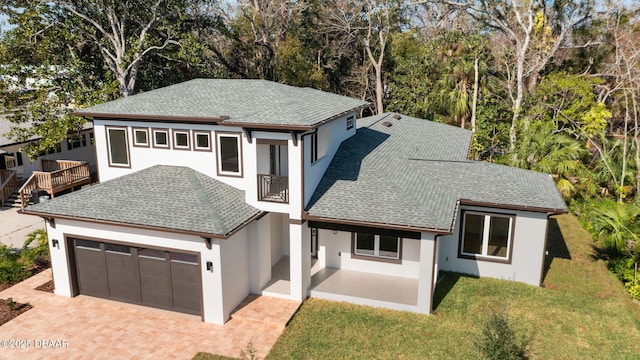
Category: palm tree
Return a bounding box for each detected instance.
[591,202,640,255]
[512,123,588,199]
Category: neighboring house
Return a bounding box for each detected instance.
[0,116,97,180]
[21,79,567,325]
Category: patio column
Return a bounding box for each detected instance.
[289,221,311,301]
[248,215,271,293]
[416,232,437,314]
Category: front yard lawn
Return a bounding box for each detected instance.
[266,214,640,359]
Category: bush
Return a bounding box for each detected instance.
[476,311,529,360]
[0,229,50,286]
[0,244,29,284]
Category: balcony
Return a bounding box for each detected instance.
[257,174,289,203]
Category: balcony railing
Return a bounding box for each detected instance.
[258,174,289,204]
[19,160,91,208]
[0,169,18,206]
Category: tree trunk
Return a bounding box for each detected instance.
[374,64,384,115]
[471,57,479,133]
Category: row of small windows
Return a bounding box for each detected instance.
[106,127,242,177]
[131,128,212,152]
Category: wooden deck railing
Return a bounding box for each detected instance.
[257,174,289,203]
[0,169,18,206]
[19,160,91,208]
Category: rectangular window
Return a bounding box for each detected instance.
[67,135,83,150]
[133,128,149,147]
[459,211,514,262]
[90,132,95,145]
[347,115,354,130]
[193,131,211,151]
[353,233,401,261]
[172,129,191,150]
[216,132,242,176]
[310,132,318,163]
[152,128,170,149]
[106,127,130,167]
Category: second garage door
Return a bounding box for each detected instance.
[72,238,202,316]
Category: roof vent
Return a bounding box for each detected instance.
[392,114,401,120]
[382,121,393,127]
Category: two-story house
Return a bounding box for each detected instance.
[22,79,567,325]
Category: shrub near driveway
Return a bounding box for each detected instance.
[0,229,49,290]
[266,215,640,359]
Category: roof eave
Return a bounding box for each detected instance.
[458,198,568,214]
[302,213,452,234]
[71,112,227,124]
[19,209,232,239]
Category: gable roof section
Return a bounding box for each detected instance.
[305,113,567,233]
[74,79,369,129]
[22,165,261,238]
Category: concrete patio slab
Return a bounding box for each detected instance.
[0,206,45,248]
[0,269,300,359]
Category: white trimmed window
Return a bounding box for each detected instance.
[460,211,514,261]
[133,128,149,147]
[173,129,191,150]
[106,127,130,167]
[152,129,170,148]
[216,132,242,176]
[353,233,400,261]
[193,131,211,151]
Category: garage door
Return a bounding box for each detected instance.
[72,238,202,316]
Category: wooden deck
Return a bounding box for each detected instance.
[19,160,91,207]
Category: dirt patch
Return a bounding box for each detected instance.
[0,298,32,326]
[35,279,54,293]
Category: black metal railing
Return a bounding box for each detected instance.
[258,174,289,203]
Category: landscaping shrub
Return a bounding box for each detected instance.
[574,200,640,300]
[0,229,50,286]
[476,311,528,360]
[0,244,28,284]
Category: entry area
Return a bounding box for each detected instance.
[70,237,202,316]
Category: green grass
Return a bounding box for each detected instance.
[265,215,640,359]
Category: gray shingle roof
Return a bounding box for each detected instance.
[23,165,261,237]
[0,115,93,148]
[74,79,369,129]
[306,113,567,232]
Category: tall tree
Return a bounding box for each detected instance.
[1,0,206,98]
[433,0,592,150]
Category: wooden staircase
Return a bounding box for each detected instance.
[0,169,19,207]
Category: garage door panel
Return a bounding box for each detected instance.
[170,260,201,315]
[74,240,109,297]
[72,239,202,316]
[139,257,173,309]
[105,249,140,303]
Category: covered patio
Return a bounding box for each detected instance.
[262,257,422,312]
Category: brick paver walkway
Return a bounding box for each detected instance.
[0,269,301,359]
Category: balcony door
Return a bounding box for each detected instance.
[269,144,288,177]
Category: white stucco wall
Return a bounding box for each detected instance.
[94,121,245,189]
[44,218,247,325]
[318,229,421,279]
[303,113,357,207]
[437,205,548,286]
[219,226,250,322]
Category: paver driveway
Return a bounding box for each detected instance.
[0,269,300,359]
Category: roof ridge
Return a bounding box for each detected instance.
[185,169,228,233]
